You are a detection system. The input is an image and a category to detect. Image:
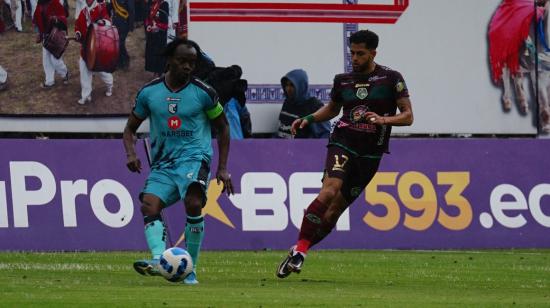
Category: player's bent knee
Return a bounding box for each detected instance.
[319,186,339,202]
[184,183,206,216]
[184,197,203,216]
[140,204,160,217]
[140,200,162,217]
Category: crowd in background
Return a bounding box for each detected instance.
[0,0,331,139]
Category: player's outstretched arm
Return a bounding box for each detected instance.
[123,112,145,173]
[365,97,413,126]
[291,100,342,135]
[211,113,234,195]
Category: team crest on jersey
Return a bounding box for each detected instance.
[356,87,368,99]
[168,103,178,114]
[168,116,182,130]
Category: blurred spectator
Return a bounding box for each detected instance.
[276,69,330,139]
[111,0,130,70]
[206,65,252,139]
[75,0,113,104]
[144,0,168,76]
[134,0,144,26]
[75,0,85,16]
[0,65,7,91]
[0,9,5,32]
[1,1,14,32]
[155,43,249,138]
[174,0,186,39]
[166,0,176,42]
[191,47,215,80]
[61,0,67,16]
[5,0,22,32]
[220,97,247,139]
[28,0,36,20]
[33,0,69,89]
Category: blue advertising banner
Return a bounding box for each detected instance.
[0,139,549,251]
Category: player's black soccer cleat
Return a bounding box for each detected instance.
[133,259,161,276]
[276,245,305,278]
[287,251,305,274]
[276,246,294,278]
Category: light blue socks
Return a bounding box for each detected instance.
[144,216,166,260]
[185,215,205,270]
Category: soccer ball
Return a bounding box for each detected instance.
[158,247,194,282]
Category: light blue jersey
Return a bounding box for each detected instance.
[133,77,223,170]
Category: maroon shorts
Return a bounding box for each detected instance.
[324,145,381,204]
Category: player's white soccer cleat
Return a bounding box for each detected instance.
[183,271,199,285]
[133,259,161,276]
[276,245,305,278]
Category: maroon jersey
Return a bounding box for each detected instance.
[329,64,409,156]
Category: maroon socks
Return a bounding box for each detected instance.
[296,198,328,254]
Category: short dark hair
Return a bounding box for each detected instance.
[163,38,202,59]
[163,38,216,78]
[349,30,379,50]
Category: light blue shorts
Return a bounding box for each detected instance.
[140,160,211,207]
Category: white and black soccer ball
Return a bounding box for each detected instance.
[158,247,194,282]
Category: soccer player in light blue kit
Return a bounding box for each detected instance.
[123,38,234,285]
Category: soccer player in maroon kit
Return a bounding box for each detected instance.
[276,29,414,278]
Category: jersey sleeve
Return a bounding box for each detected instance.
[132,88,150,119]
[194,78,223,119]
[393,71,410,99]
[330,75,343,102]
[205,92,223,119]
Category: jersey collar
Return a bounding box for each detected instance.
[163,76,191,93]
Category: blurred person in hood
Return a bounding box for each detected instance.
[276,69,330,139]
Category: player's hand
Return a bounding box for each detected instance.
[216,167,234,196]
[126,154,142,173]
[75,32,81,42]
[364,112,386,125]
[35,33,42,43]
[291,118,309,136]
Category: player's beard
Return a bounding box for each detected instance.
[166,70,190,89]
[352,58,374,74]
[175,71,190,83]
[352,63,368,73]
[170,64,192,83]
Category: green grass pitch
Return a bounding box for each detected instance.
[1,250,549,307]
